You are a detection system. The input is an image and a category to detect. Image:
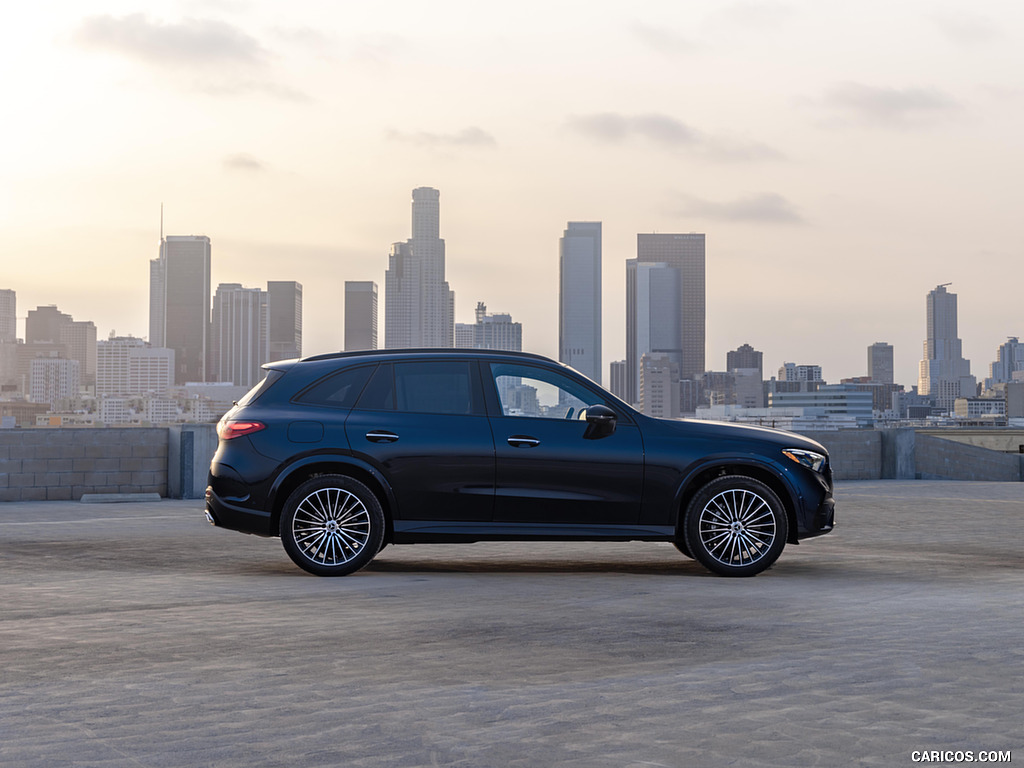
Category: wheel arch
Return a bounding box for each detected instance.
[675,459,800,544]
[268,456,396,542]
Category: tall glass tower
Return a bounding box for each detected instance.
[150,235,211,384]
[559,222,602,383]
[384,187,455,348]
[918,284,975,412]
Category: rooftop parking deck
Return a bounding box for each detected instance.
[2,480,1022,767]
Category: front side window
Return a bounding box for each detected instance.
[490,363,604,419]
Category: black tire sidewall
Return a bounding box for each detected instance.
[683,475,787,577]
[279,475,384,576]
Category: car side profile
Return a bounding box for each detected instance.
[205,349,834,577]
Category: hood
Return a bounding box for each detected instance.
[656,416,829,454]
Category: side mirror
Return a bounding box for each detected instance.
[582,404,617,439]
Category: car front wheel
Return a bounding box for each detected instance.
[280,475,384,576]
[683,475,788,577]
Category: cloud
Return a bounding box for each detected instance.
[822,82,961,127]
[931,11,1000,46]
[674,192,804,224]
[565,112,784,162]
[717,1,795,28]
[567,113,697,146]
[630,22,692,55]
[224,153,265,172]
[386,127,497,150]
[72,14,308,101]
[73,14,267,68]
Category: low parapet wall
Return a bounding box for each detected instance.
[0,428,168,501]
[0,424,1021,502]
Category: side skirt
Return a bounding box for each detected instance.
[392,520,676,544]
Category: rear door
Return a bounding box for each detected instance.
[344,360,495,521]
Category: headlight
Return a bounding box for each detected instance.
[782,448,827,473]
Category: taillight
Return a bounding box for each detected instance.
[218,421,266,440]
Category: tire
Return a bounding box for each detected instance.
[683,475,788,577]
[279,475,384,576]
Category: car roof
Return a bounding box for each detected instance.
[295,348,556,365]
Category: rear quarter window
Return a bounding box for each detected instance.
[237,369,286,406]
[294,365,374,409]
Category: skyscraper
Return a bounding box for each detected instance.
[625,260,680,405]
[984,337,1024,390]
[626,233,705,407]
[868,342,894,385]
[150,235,212,384]
[918,284,975,412]
[638,234,705,378]
[559,222,602,383]
[210,283,268,388]
[385,187,455,348]
[727,343,763,380]
[344,281,378,351]
[0,289,16,342]
[267,281,303,361]
[25,305,97,387]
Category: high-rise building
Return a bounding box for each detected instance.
[25,305,96,388]
[918,284,975,412]
[97,336,174,396]
[727,343,763,380]
[385,187,455,348]
[344,281,377,351]
[625,260,680,405]
[639,354,680,419]
[210,284,268,388]
[559,222,602,383]
[637,233,705,379]
[454,323,476,349]
[267,281,302,362]
[473,302,522,351]
[868,342,894,385]
[984,337,1024,389]
[609,360,627,401]
[150,235,212,384]
[0,289,16,342]
[29,357,80,408]
[778,363,823,383]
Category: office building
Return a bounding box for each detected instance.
[0,289,16,342]
[210,284,268,389]
[97,336,174,397]
[29,357,80,408]
[639,354,680,419]
[454,323,476,349]
[918,284,976,413]
[344,281,377,351]
[984,337,1024,389]
[609,360,627,401]
[727,344,763,380]
[454,303,523,352]
[559,222,602,383]
[150,235,212,384]
[779,363,823,383]
[626,233,705,407]
[868,342,894,385]
[267,281,303,362]
[25,305,97,388]
[385,187,455,348]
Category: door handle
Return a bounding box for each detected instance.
[507,435,540,448]
[366,430,399,443]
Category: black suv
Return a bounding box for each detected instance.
[206,349,834,577]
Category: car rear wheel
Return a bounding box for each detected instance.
[280,475,384,576]
[683,475,787,577]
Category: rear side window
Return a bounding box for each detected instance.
[354,361,481,415]
[237,369,285,406]
[294,365,374,409]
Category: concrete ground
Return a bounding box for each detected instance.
[1,480,1021,767]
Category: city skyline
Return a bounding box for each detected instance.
[3,1,1024,387]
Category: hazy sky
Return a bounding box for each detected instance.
[3,0,1022,387]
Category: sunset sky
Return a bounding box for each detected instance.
[2,0,1022,387]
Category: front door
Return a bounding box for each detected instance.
[486,362,644,525]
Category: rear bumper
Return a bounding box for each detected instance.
[205,486,275,537]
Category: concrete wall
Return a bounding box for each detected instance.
[800,430,882,481]
[916,433,1023,481]
[168,424,218,500]
[0,428,168,501]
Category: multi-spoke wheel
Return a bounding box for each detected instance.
[683,476,788,577]
[280,475,384,576]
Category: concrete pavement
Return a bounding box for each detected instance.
[1,480,1021,767]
